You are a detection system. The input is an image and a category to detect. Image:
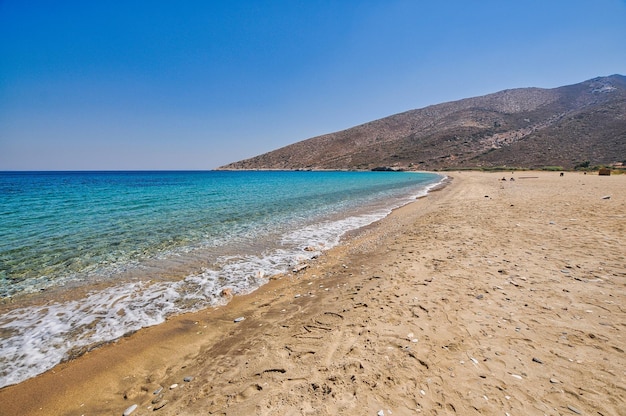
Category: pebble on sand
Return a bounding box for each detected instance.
[184,376,193,382]
[169,383,178,390]
[234,317,245,323]
[122,404,138,416]
[567,404,582,414]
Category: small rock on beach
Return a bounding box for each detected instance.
[567,404,582,414]
[123,404,138,416]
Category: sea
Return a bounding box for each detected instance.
[0,170,443,388]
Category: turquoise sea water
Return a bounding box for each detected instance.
[0,170,442,387]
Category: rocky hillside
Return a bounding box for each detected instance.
[219,75,626,171]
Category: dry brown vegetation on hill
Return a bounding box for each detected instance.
[219,75,626,171]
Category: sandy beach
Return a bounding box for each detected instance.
[1,170,624,416]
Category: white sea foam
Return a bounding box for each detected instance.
[0,174,446,388]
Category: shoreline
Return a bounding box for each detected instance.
[0,171,444,390]
[1,171,624,415]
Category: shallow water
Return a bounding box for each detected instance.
[0,170,442,387]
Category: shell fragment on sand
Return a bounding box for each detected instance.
[123,404,138,416]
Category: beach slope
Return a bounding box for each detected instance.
[1,171,624,416]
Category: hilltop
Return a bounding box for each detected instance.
[219,75,626,171]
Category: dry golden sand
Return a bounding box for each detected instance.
[1,171,625,416]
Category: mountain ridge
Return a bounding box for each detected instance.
[219,75,626,170]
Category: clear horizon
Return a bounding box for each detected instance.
[2,1,625,171]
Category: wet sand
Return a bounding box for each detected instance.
[1,170,624,416]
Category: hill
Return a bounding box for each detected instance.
[219,75,626,171]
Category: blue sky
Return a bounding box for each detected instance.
[1,1,625,170]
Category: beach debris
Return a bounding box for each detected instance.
[234,317,245,323]
[220,288,233,299]
[476,294,484,300]
[532,357,544,364]
[377,411,385,416]
[152,394,164,404]
[293,263,308,273]
[510,374,523,380]
[550,378,561,384]
[602,195,611,199]
[184,376,193,382]
[153,386,163,395]
[407,352,429,369]
[122,404,138,416]
[567,405,582,414]
[153,400,168,411]
[169,383,178,390]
